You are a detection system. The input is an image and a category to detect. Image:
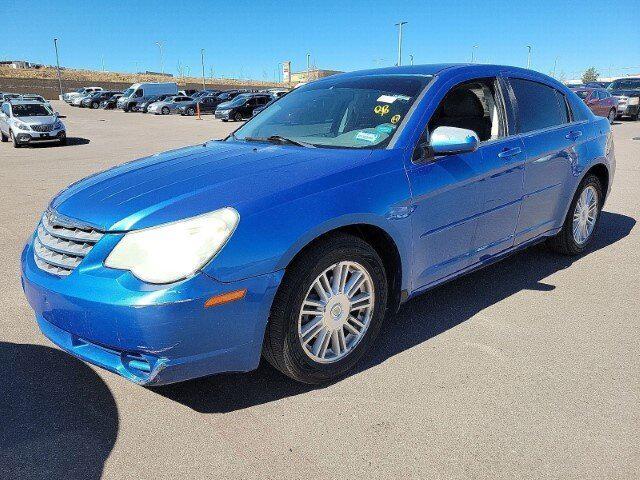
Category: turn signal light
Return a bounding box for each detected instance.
[204,289,247,308]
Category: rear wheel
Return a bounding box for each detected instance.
[91,101,99,109]
[607,108,616,124]
[0,130,7,142]
[263,233,388,384]
[187,107,195,116]
[631,112,639,121]
[548,174,602,255]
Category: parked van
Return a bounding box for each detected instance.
[117,82,178,112]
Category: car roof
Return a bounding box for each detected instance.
[6,99,48,106]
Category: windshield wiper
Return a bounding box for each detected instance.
[244,135,316,148]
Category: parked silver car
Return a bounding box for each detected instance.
[146,95,193,115]
[0,100,66,147]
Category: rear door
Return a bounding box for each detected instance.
[506,77,577,244]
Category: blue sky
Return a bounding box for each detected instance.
[3,0,639,81]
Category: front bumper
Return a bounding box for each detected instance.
[21,237,283,385]
[215,110,230,119]
[14,129,65,144]
[616,103,639,116]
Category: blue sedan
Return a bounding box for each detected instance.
[21,64,615,385]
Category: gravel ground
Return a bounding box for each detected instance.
[1,102,638,480]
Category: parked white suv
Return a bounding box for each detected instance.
[0,100,66,147]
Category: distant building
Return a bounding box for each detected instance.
[0,60,43,69]
[142,71,174,78]
[290,69,343,83]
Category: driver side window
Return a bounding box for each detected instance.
[428,78,506,142]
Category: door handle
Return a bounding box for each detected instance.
[565,130,583,140]
[497,146,522,159]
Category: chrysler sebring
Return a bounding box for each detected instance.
[21,64,614,385]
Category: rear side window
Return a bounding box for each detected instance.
[509,78,569,133]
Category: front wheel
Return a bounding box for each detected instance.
[233,112,243,122]
[10,130,21,148]
[548,174,603,255]
[263,233,388,384]
[186,107,195,116]
[161,107,170,115]
[92,102,99,109]
[0,130,7,142]
[607,108,616,124]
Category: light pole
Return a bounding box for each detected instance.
[395,21,407,66]
[409,54,414,66]
[306,53,311,81]
[53,38,63,98]
[552,57,558,78]
[200,49,206,89]
[471,45,478,63]
[526,45,532,69]
[155,41,164,74]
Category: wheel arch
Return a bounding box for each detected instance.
[277,221,407,317]
[583,162,610,204]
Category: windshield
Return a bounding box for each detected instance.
[122,88,135,97]
[228,94,252,106]
[574,90,590,99]
[13,104,52,117]
[608,79,640,91]
[231,74,432,149]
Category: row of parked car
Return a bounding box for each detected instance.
[566,77,640,121]
[61,82,289,122]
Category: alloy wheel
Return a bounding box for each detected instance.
[298,261,374,364]
[572,185,599,245]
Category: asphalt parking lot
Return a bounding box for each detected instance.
[1,101,638,480]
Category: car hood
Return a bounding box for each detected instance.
[18,116,57,125]
[51,140,374,232]
[217,101,232,109]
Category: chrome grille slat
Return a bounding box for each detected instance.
[32,211,104,277]
[36,225,93,256]
[34,238,82,269]
[41,213,103,243]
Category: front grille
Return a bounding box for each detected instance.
[31,124,55,132]
[33,212,104,276]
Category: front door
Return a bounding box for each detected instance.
[408,76,523,288]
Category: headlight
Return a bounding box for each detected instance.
[104,208,239,284]
[628,97,639,106]
[15,121,30,131]
[53,120,63,129]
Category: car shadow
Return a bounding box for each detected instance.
[0,342,118,480]
[26,137,90,148]
[154,211,635,413]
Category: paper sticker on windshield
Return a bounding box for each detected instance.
[355,131,380,142]
[390,114,401,124]
[374,104,390,116]
[377,95,397,104]
[376,124,395,134]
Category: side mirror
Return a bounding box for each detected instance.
[430,126,480,155]
[54,112,60,117]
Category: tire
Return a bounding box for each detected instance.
[221,119,228,122]
[233,112,243,122]
[0,130,7,142]
[631,112,639,121]
[161,107,170,115]
[92,102,99,109]
[187,107,195,116]
[547,174,603,255]
[607,109,616,124]
[58,132,67,146]
[263,233,388,384]
[10,130,21,148]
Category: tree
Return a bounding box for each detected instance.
[582,67,599,84]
